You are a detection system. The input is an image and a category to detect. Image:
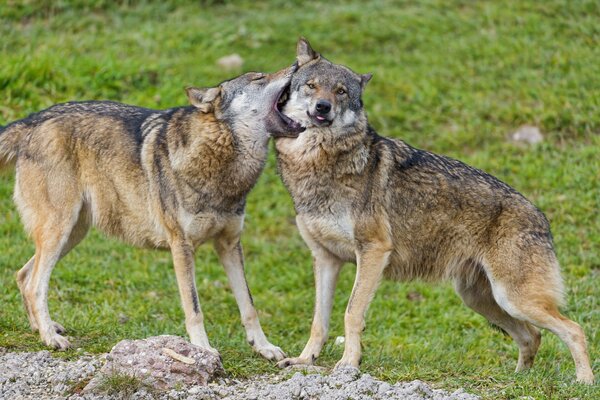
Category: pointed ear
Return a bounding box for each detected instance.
[297,37,319,66]
[360,73,372,92]
[185,86,221,113]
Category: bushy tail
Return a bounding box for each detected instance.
[0,121,24,169]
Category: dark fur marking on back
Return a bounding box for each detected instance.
[391,137,520,196]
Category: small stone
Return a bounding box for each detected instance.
[118,313,129,325]
[406,290,424,302]
[188,385,201,394]
[511,125,543,144]
[378,382,392,394]
[334,336,345,345]
[216,54,244,71]
[52,383,67,393]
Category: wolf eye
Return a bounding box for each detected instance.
[336,88,346,95]
[251,74,265,81]
[307,83,316,89]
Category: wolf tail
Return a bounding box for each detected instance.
[0,120,25,169]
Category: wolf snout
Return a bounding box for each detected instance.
[315,99,332,115]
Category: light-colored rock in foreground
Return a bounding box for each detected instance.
[84,335,223,393]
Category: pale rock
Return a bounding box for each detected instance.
[511,125,544,144]
[84,335,222,394]
[216,54,244,71]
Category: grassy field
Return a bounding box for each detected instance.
[1,1,598,398]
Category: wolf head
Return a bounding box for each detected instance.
[276,38,372,138]
[186,63,304,140]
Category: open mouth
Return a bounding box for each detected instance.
[269,83,305,138]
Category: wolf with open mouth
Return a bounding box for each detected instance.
[268,38,594,384]
[0,61,303,362]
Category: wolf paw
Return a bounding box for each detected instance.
[334,357,360,371]
[43,333,71,351]
[576,371,595,385]
[203,345,221,360]
[254,343,286,361]
[277,356,313,369]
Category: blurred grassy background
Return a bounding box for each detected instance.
[0,1,598,398]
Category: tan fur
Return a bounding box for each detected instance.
[274,38,594,384]
[1,66,299,361]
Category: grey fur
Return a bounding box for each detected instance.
[0,66,299,362]
[273,38,594,384]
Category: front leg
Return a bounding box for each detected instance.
[278,217,344,368]
[170,235,217,355]
[278,249,343,368]
[214,233,285,361]
[335,242,390,370]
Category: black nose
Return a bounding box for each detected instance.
[315,100,331,115]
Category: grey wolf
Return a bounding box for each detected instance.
[0,64,303,360]
[271,38,594,383]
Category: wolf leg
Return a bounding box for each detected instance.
[24,208,86,350]
[278,245,343,368]
[16,257,38,331]
[484,250,594,384]
[454,264,541,372]
[17,209,89,335]
[15,159,88,349]
[170,236,217,355]
[214,236,285,361]
[335,243,390,370]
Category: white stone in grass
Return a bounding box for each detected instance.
[217,54,244,71]
[335,336,345,345]
[511,125,544,144]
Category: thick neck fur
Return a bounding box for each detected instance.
[275,115,371,213]
[276,115,369,171]
[166,106,269,212]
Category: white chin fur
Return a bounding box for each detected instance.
[336,109,357,128]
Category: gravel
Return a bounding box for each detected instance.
[0,349,479,400]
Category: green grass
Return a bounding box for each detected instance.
[1,1,598,398]
[94,370,153,398]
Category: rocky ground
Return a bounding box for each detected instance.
[0,348,479,400]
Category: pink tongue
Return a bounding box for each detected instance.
[316,115,325,121]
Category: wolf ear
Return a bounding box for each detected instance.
[297,37,320,66]
[360,73,373,92]
[185,86,221,113]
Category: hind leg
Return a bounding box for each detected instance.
[484,252,594,384]
[16,209,89,334]
[455,266,541,371]
[16,257,38,331]
[17,257,66,334]
[14,160,89,350]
